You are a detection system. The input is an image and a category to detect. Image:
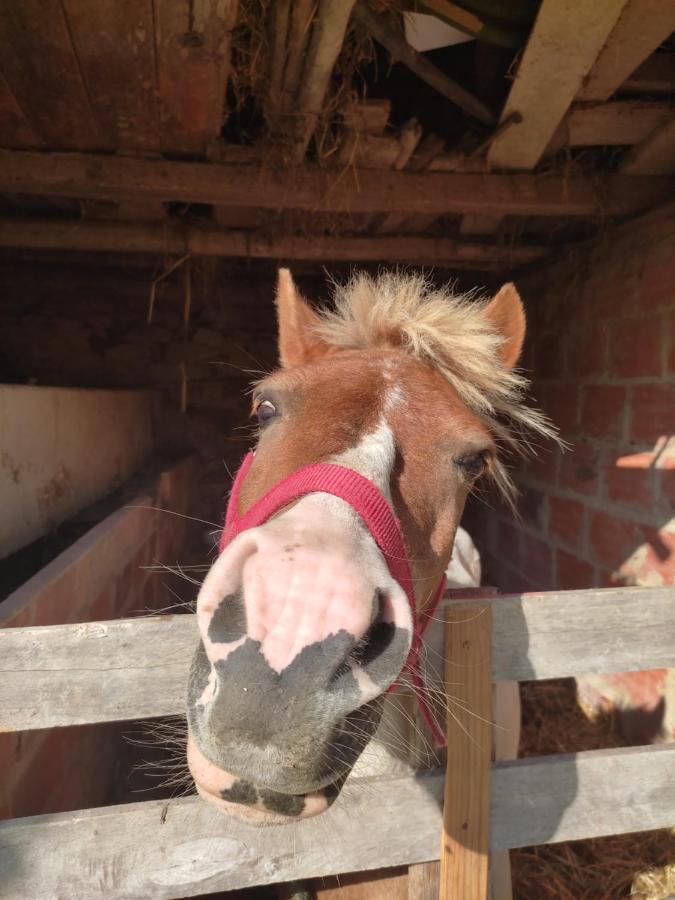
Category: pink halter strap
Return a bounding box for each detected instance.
[220,452,447,747]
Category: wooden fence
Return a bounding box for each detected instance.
[0,585,673,899]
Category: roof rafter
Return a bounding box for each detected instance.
[0,217,549,268]
[0,150,671,217]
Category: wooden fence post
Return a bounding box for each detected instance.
[440,604,493,899]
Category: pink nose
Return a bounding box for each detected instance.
[195,491,414,703]
[198,526,383,673]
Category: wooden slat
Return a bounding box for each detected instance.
[407,862,440,900]
[0,0,102,149]
[62,0,159,152]
[623,53,675,94]
[1,587,672,732]
[563,100,673,147]
[621,117,675,174]
[488,0,628,171]
[441,605,492,899]
[155,0,239,155]
[0,745,672,899]
[491,744,675,849]
[0,150,672,216]
[579,0,675,102]
[0,218,547,267]
[0,616,196,731]
[0,71,40,148]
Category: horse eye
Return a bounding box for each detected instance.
[255,399,277,425]
[457,452,488,480]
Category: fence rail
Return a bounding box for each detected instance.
[1,586,673,732]
[0,743,672,900]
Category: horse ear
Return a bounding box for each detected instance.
[275,268,331,368]
[482,282,526,369]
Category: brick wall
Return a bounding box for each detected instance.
[465,210,675,595]
[463,209,675,741]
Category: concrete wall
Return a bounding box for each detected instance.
[0,384,156,559]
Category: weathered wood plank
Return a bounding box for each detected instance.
[579,0,675,102]
[562,100,673,148]
[155,0,239,155]
[407,862,440,900]
[621,117,675,175]
[0,218,547,267]
[1,587,672,732]
[0,150,672,216]
[623,53,675,95]
[441,606,492,899]
[488,0,628,170]
[0,745,672,898]
[0,0,103,149]
[62,0,160,152]
[0,616,196,731]
[0,71,41,149]
[491,744,675,849]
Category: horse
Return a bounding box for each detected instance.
[186,268,555,824]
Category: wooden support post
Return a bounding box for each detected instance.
[441,605,493,900]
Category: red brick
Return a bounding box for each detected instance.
[560,441,601,496]
[544,384,580,436]
[660,470,675,511]
[526,443,560,486]
[567,321,608,379]
[606,464,654,510]
[630,384,675,443]
[549,496,585,548]
[639,240,675,311]
[609,317,663,378]
[497,519,521,564]
[535,333,565,379]
[522,532,553,588]
[581,385,627,441]
[631,524,675,586]
[667,313,675,374]
[585,263,640,321]
[517,487,547,530]
[557,549,594,590]
[588,511,639,570]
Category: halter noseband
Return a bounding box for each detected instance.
[220,452,447,747]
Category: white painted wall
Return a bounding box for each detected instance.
[0,385,156,559]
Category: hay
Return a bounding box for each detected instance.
[513,679,674,900]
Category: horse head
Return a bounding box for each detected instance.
[187,269,552,822]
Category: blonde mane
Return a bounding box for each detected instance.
[314,271,558,506]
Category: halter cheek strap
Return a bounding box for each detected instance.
[220,451,447,747]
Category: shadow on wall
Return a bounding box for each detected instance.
[462,431,675,744]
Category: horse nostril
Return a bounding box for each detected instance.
[330,590,396,685]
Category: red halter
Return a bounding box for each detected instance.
[220,452,447,747]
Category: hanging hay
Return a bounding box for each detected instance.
[512,679,674,900]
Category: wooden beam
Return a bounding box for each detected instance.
[488,0,629,171]
[441,605,492,900]
[578,0,675,102]
[61,0,159,153]
[0,745,673,898]
[291,0,356,161]
[0,70,41,149]
[0,218,547,267]
[1,587,672,732]
[155,0,239,155]
[623,52,675,94]
[562,100,674,148]
[0,151,672,216]
[354,3,495,127]
[0,0,103,150]
[621,117,675,174]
